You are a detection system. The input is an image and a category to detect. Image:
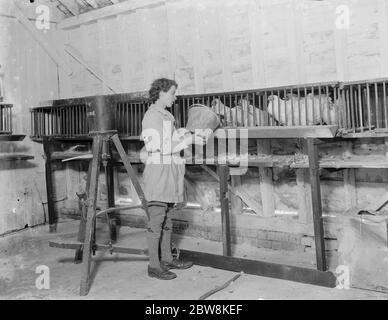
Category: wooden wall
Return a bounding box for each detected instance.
[0,1,62,235]
[58,0,388,98]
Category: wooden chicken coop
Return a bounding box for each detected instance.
[28,75,388,291]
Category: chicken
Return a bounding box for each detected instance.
[211,98,268,127]
[267,93,338,126]
[234,99,267,127]
[211,98,234,126]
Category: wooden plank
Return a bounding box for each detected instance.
[74,160,91,263]
[106,142,117,242]
[84,0,99,9]
[343,131,388,138]
[50,241,147,255]
[214,126,338,139]
[0,134,25,141]
[58,0,80,16]
[179,250,337,288]
[307,138,327,272]
[43,138,57,232]
[80,134,102,296]
[59,0,165,29]
[218,165,232,257]
[111,134,150,220]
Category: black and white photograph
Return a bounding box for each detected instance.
[0,0,388,303]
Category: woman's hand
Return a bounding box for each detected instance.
[191,133,207,146]
[185,129,213,146]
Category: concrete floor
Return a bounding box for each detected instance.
[1,220,387,300]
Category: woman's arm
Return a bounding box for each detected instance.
[142,112,210,155]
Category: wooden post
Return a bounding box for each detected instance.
[307,138,327,272]
[257,139,275,217]
[74,160,93,264]
[105,140,117,242]
[230,175,243,215]
[296,169,312,224]
[218,165,232,257]
[111,134,150,220]
[80,134,103,296]
[43,137,57,233]
[343,141,357,209]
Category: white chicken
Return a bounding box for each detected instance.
[211,98,267,127]
[267,93,338,126]
[211,98,233,126]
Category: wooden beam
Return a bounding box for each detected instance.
[307,138,327,272]
[84,0,99,9]
[218,165,232,257]
[57,0,80,16]
[64,44,120,93]
[59,0,165,29]
[13,3,73,76]
[0,135,26,142]
[214,126,339,139]
[43,138,57,233]
[179,250,337,288]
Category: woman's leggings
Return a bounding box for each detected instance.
[146,201,175,269]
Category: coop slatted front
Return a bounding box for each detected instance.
[30,78,388,140]
[0,104,12,135]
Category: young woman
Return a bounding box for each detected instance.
[141,78,209,280]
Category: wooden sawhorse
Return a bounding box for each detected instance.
[50,130,150,296]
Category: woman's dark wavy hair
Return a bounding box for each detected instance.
[148,78,178,103]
